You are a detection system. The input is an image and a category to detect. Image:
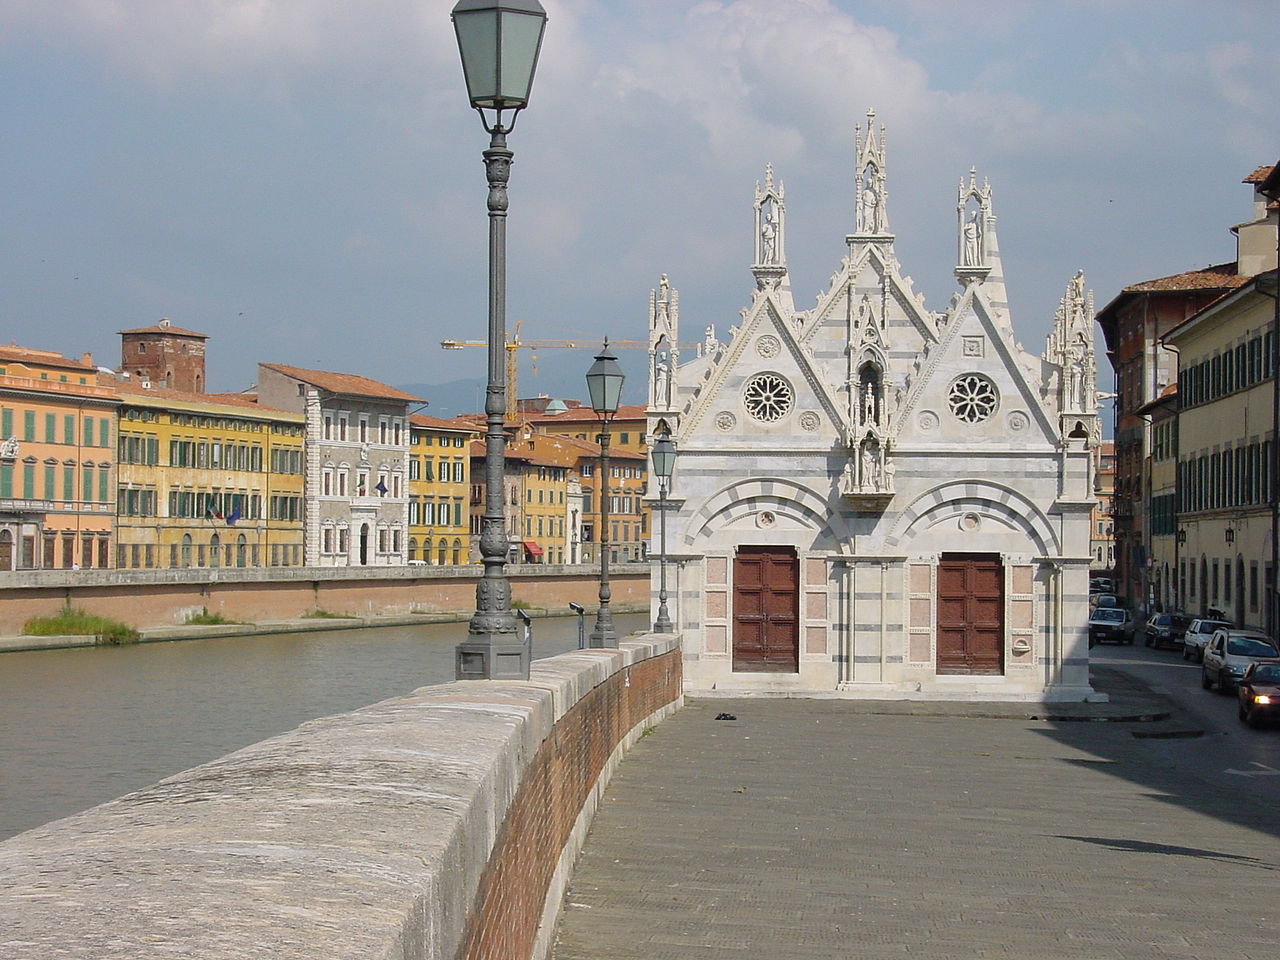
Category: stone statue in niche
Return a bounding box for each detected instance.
[654,353,672,408]
[761,206,778,264]
[962,212,982,266]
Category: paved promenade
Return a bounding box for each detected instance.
[552,672,1280,960]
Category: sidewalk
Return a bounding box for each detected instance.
[551,668,1278,960]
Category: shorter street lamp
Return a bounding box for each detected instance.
[651,429,676,634]
[586,341,624,647]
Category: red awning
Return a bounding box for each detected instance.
[523,540,544,557]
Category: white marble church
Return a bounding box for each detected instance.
[646,111,1102,701]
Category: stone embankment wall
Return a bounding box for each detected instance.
[0,562,648,634]
[0,636,682,960]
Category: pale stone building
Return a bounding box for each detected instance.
[257,364,417,567]
[647,112,1100,700]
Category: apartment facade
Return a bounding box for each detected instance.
[407,414,474,565]
[114,385,305,569]
[0,346,119,570]
[257,363,417,567]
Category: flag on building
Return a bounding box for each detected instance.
[374,479,388,495]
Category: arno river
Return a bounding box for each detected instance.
[0,612,649,841]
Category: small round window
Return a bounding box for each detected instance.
[948,374,998,423]
[744,373,793,423]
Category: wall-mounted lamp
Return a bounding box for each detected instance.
[1226,526,1236,546]
[1176,528,1187,546]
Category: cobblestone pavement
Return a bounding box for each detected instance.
[552,691,1280,960]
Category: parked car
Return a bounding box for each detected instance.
[1181,618,1233,662]
[1201,629,1280,693]
[1090,577,1114,594]
[1089,606,1135,646]
[1237,660,1280,728]
[1091,593,1122,609]
[1143,612,1191,649]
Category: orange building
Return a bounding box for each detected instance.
[0,345,119,570]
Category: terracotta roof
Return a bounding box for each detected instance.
[469,432,645,465]
[118,321,208,338]
[409,413,478,432]
[260,363,422,403]
[523,403,648,424]
[116,383,299,417]
[0,344,96,372]
[1122,262,1246,294]
[1244,164,1276,184]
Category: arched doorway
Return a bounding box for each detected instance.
[210,534,221,568]
[181,534,192,567]
[236,534,247,568]
[0,530,12,571]
[359,524,370,565]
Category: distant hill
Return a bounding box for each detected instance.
[400,348,649,419]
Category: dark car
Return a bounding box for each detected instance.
[1237,660,1280,728]
[1143,612,1190,649]
[1089,606,1134,646]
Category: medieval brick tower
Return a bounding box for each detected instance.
[118,319,208,393]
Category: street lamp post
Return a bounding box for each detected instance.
[451,0,547,681]
[651,430,676,633]
[586,341,624,647]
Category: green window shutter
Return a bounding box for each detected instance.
[64,415,74,444]
[0,408,10,437]
[99,418,110,447]
[22,463,34,498]
[44,465,54,498]
[23,410,35,441]
[45,413,56,442]
[0,464,12,498]
[83,418,94,447]
[83,466,94,502]
[98,468,108,503]
[63,467,74,501]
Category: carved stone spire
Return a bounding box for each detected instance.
[954,168,1011,322]
[1043,270,1097,418]
[752,162,789,292]
[648,274,680,412]
[851,108,891,239]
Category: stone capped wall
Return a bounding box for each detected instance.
[0,636,682,960]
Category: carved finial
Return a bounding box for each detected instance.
[764,161,775,193]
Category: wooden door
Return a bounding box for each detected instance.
[733,546,799,672]
[936,554,1004,675]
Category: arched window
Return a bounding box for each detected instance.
[181,534,192,567]
[0,529,12,571]
[438,539,448,565]
[210,533,221,568]
[236,533,247,568]
[408,538,418,562]
[452,539,462,565]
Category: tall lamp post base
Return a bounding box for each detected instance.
[456,637,530,680]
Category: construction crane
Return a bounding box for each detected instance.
[440,320,679,421]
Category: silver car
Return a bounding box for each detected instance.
[1182,618,1232,662]
[1201,629,1279,693]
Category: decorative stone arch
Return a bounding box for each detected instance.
[684,476,851,549]
[884,479,1060,556]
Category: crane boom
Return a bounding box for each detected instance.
[439,335,690,420]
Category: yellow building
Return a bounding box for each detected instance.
[114,385,305,569]
[1164,272,1276,630]
[407,414,474,565]
[525,403,650,561]
[0,345,119,570]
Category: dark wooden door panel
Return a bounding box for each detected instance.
[937,554,1004,675]
[733,546,799,673]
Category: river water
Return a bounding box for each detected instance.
[0,612,650,841]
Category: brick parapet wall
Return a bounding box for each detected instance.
[0,563,649,634]
[0,636,682,960]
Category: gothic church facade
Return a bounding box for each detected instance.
[647,112,1100,701]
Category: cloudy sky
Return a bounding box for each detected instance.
[1,0,1275,406]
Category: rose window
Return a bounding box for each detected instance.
[744,374,793,422]
[948,374,998,423]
